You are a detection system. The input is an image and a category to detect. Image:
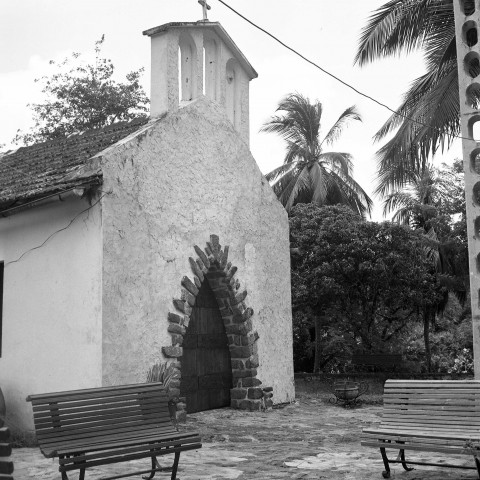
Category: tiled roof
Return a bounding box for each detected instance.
[0,118,148,210]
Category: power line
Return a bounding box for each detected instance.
[216,0,470,143]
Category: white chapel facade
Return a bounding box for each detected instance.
[0,18,294,432]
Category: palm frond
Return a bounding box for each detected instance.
[265,162,297,183]
[318,152,353,175]
[321,106,362,147]
[355,0,443,66]
[282,165,311,212]
[309,162,328,204]
[374,67,459,196]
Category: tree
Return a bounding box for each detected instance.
[14,36,149,146]
[383,161,469,371]
[290,203,443,372]
[354,1,461,197]
[260,93,373,216]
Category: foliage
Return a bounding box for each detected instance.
[383,160,468,370]
[449,348,474,374]
[14,36,149,146]
[355,0,461,196]
[261,93,372,216]
[400,295,473,373]
[290,203,444,372]
[146,362,179,390]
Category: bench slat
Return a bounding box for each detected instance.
[54,431,200,456]
[34,403,167,427]
[384,380,480,387]
[363,433,476,446]
[361,440,469,455]
[382,404,480,413]
[384,398,480,406]
[385,389,480,394]
[32,391,167,413]
[39,423,177,450]
[37,417,175,443]
[61,442,201,472]
[27,382,165,403]
[36,416,174,442]
[364,427,480,441]
[59,435,202,465]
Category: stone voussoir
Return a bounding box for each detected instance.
[181,288,196,307]
[171,333,183,346]
[220,245,229,268]
[194,245,210,269]
[168,312,183,324]
[248,387,264,400]
[168,323,186,335]
[230,388,248,400]
[189,257,204,281]
[230,345,253,358]
[181,276,199,296]
[241,377,262,388]
[232,368,257,379]
[196,258,208,274]
[162,346,183,358]
[172,299,185,313]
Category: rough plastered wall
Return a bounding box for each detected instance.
[99,96,294,404]
[0,195,103,432]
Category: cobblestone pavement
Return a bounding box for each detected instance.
[11,394,478,479]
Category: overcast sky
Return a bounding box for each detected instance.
[0,0,462,220]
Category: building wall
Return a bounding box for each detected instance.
[100,97,294,403]
[0,195,103,432]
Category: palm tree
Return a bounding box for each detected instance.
[261,93,373,216]
[354,0,461,197]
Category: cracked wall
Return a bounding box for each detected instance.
[0,196,103,432]
[99,96,294,404]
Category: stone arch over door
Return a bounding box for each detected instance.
[162,235,273,418]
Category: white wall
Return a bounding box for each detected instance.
[99,97,294,404]
[0,195,103,432]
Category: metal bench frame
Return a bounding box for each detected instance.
[27,382,201,480]
[362,379,480,478]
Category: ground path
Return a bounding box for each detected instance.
[12,392,478,479]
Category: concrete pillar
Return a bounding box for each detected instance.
[453,0,480,376]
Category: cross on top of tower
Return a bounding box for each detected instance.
[198,0,211,21]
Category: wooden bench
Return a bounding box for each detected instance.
[26,382,201,480]
[351,354,402,372]
[0,427,13,480]
[362,380,480,478]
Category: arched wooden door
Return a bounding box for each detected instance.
[180,280,233,413]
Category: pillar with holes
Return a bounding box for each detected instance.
[454,0,480,376]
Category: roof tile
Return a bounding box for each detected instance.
[0,118,147,210]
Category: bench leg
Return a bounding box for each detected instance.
[142,456,158,480]
[398,448,414,472]
[475,455,480,479]
[380,447,391,478]
[171,452,180,480]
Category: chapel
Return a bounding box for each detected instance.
[0,13,294,432]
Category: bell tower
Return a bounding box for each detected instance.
[143,20,258,145]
